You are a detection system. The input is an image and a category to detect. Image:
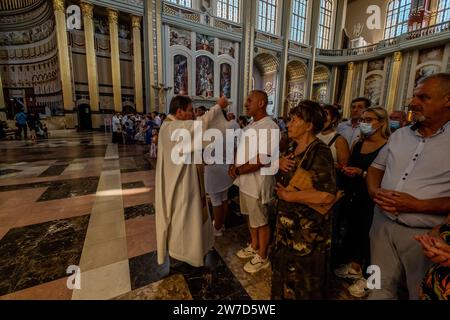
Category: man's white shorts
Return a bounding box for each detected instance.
[209,190,229,207]
[239,192,268,228]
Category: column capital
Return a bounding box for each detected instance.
[53,0,65,12]
[107,8,119,25]
[393,51,402,62]
[348,62,354,70]
[131,15,141,29]
[80,1,94,19]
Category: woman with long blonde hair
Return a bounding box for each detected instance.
[335,106,391,298]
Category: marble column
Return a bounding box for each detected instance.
[155,0,164,112]
[329,66,339,104]
[80,1,100,113]
[53,0,75,127]
[131,15,144,114]
[143,0,156,113]
[386,52,402,113]
[277,0,292,117]
[107,8,122,113]
[238,0,257,115]
[0,72,5,121]
[342,62,354,119]
[306,0,321,99]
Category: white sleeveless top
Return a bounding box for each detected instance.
[317,131,339,163]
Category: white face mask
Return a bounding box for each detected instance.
[360,123,378,137]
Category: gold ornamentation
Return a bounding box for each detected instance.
[131,15,141,29]
[107,8,119,24]
[80,1,94,19]
[53,0,65,12]
[394,51,402,62]
[348,62,354,71]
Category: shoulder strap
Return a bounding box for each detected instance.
[327,133,340,147]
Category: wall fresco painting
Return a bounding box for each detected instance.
[196,34,215,53]
[174,55,188,95]
[364,74,383,106]
[196,56,214,97]
[220,63,232,98]
[170,27,192,49]
[415,64,441,86]
[218,40,236,58]
[418,46,444,64]
[367,59,384,72]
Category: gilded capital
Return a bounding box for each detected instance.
[107,8,119,25]
[348,62,354,71]
[131,15,141,29]
[393,51,402,62]
[80,1,94,19]
[53,0,65,12]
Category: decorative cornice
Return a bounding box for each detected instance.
[80,1,94,19]
[107,8,119,24]
[131,15,141,29]
[393,51,402,62]
[52,0,65,12]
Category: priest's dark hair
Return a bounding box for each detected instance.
[169,95,193,115]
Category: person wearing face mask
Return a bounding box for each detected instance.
[335,107,391,298]
[389,110,407,132]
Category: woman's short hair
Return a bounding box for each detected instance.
[169,96,192,115]
[363,106,391,139]
[289,100,327,134]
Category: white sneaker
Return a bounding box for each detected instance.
[334,263,363,280]
[236,244,257,259]
[348,278,369,298]
[212,221,225,237]
[244,254,270,274]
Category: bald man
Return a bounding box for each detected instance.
[367,73,450,300]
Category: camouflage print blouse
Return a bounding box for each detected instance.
[274,138,337,256]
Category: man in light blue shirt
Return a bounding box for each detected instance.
[337,97,371,147]
[367,73,450,300]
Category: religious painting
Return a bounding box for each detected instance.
[196,56,214,97]
[418,46,444,64]
[367,59,384,72]
[415,64,441,86]
[220,64,232,98]
[313,83,328,104]
[174,55,189,95]
[287,80,305,108]
[118,24,130,39]
[196,34,215,53]
[170,27,191,49]
[94,17,109,35]
[218,40,236,58]
[364,74,383,106]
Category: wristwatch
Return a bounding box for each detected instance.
[361,171,367,178]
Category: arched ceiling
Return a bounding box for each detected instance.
[314,65,330,82]
[0,0,44,14]
[287,60,307,80]
[254,53,279,75]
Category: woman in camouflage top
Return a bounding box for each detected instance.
[271,101,337,300]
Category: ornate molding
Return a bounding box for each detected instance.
[107,8,119,25]
[52,0,65,12]
[393,51,402,62]
[131,15,141,29]
[80,1,94,19]
[348,62,354,71]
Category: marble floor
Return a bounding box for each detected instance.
[0,131,356,300]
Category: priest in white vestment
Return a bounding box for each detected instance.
[155,95,229,267]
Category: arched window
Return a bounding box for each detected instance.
[318,0,333,49]
[168,0,192,7]
[290,0,308,43]
[257,0,277,34]
[217,0,240,23]
[384,0,411,39]
[437,0,450,24]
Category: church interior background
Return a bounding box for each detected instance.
[0,0,449,300]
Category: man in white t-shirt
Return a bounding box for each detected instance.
[229,90,279,274]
